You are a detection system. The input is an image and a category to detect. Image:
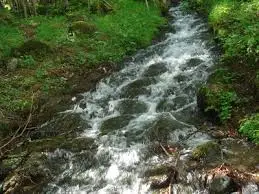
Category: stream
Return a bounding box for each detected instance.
[42,5,259,194]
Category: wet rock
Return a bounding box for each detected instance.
[100,115,134,135]
[209,175,238,194]
[142,62,168,77]
[146,113,187,142]
[157,96,188,112]
[150,169,178,190]
[30,113,88,140]
[25,136,97,153]
[6,58,19,71]
[220,138,259,171]
[181,58,203,71]
[143,165,173,178]
[120,78,155,98]
[174,74,190,83]
[116,99,148,115]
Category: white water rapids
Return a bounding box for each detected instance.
[43,5,247,194]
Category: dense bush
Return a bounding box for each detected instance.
[185,0,259,65]
[239,114,259,144]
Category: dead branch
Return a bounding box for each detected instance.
[0,94,34,157]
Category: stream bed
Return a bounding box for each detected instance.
[37,5,259,194]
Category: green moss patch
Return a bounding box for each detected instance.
[192,141,221,160]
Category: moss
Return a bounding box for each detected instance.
[143,165,172,178]
[192,141,220,160]
[239,114,259,144]
[15,40,51,57]
[2,152,28,170]
[24,136,97,153]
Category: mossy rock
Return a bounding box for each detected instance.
[3,152,51,194]
[14,40,51,57]
[192,141,221,160]
[70,21,97,35]
[24,136,97,153]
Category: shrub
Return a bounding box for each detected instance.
[239,114,259,144]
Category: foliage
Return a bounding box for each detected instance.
[183,0,259,65]
[239,114,259,144]
[0,24,24,57]
[20,55,36,68]
[34,16,68,44]
[201,85,237,122]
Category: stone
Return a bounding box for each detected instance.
[100,115,134,135]
[209,175,238,194]
[142,62,168,77]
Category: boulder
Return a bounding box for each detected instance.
[192,141,221,161]
[209,175,238,194]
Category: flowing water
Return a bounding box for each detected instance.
[43,5,259,194]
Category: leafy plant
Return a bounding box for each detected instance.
[218,91,237,121]
[21,55,36,68]
[239,114,259,144]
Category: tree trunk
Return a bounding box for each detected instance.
[21,0,28,18]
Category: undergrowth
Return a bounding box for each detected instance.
[184,0,259,65]
[239,114,259,144]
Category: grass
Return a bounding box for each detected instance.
[0,24,24,57]
[0,0,165,114]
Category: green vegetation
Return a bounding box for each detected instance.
[239,114,259,144]
[186,0,258,142]
[199,85,237,122]
[192,141,220,160]
[185,0,259,64]
[0,0,166,116]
